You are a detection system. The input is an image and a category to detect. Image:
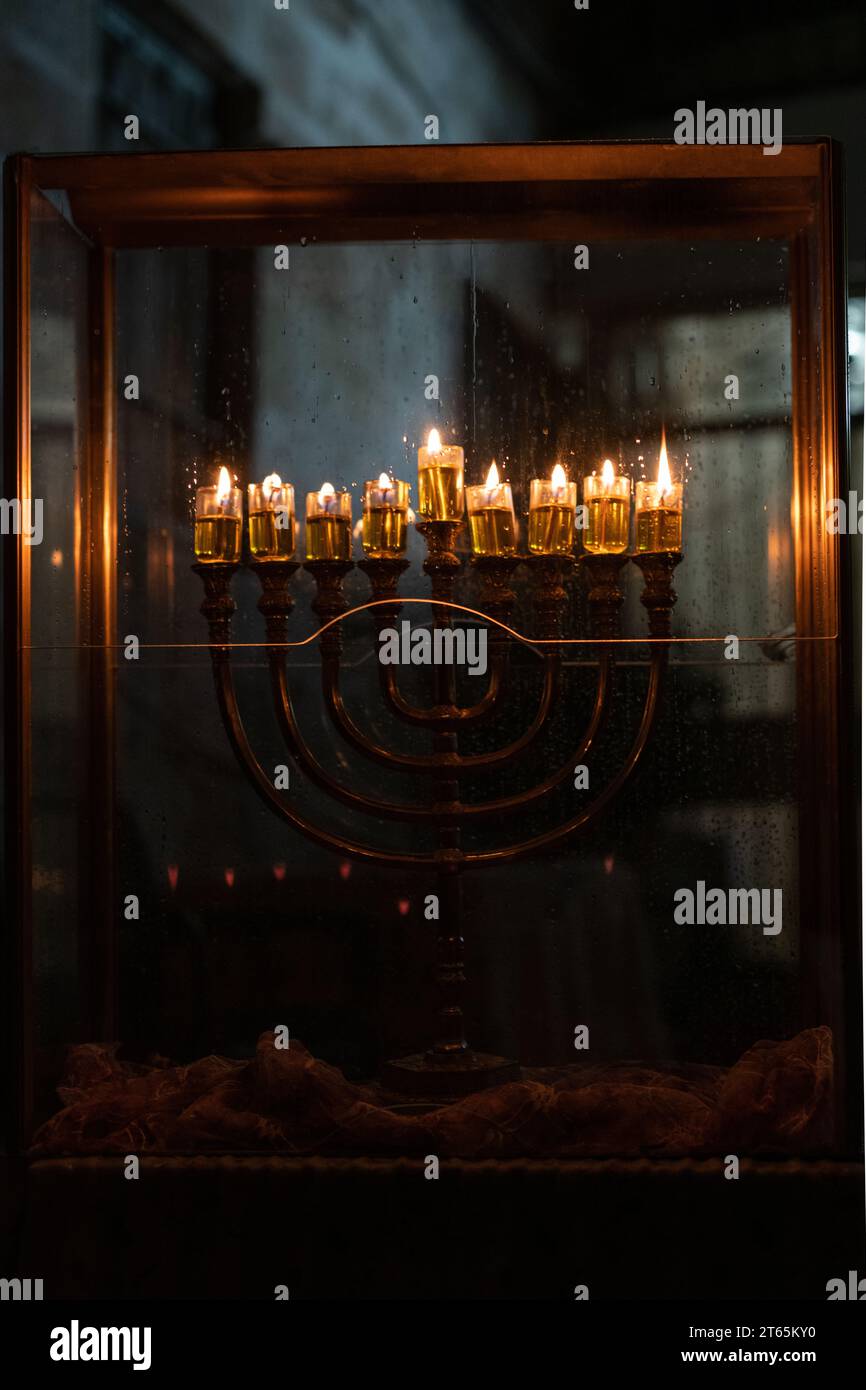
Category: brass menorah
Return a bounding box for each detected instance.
[193,528,682,1097]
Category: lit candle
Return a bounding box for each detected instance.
[583,458,631,555]
[529,463,577,555]
[635,433,683,554]
[305,482,352,561]
[417,428,464,522]
[248,472,295,559]
[194,464,242,563]
[362,472,409,556]
[466,462,516,557]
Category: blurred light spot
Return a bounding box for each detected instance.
[273,862,286,881]
[339,861,351,880]
[397,897,410,916]
[224,868,235,887]
[603,854,615,875]
[167,864,179,891]
[51,549,63,568]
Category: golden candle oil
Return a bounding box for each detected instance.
[362,506,407,556]
[249,508,296,559]
[418,462,463,521]
[194,514,241,563]
[468,506,516,557]
[635,507,683,554]
[305,514,352,561]
[584,496,629,554]
[528,503,575,555]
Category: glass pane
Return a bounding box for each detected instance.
[57,230,814,1156]
[28,190,90,1120]
[21,181,841,1165]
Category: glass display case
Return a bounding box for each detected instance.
[3,142,860,1297]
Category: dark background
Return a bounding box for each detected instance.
[1,0,864,265]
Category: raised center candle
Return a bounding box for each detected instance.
[194,464,242,562]
[417,428,464,522]
[248,473,295,559]
[305,482,352,561]
[529,463,577,555]
[583,458,631,554]
[467,461,516,557]
[362,472,409,556]
[635,433,683,554]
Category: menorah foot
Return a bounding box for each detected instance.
[380,1050,520,1098]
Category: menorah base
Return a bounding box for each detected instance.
[381,1050,520,1098]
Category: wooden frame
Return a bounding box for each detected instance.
[3,140,857,1151]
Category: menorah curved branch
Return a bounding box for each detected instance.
[193,535,682,1097]
[270,648,606,826]
[377,649,507,727]
[213,652,436,867]
[323,649,561,774]
[463,647,666,863]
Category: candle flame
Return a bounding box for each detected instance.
[262,472,282,493]
[318,481,335,507]
[484,461,500,489]
[427,428,442,453]
[602,458,615,488]
[551,462,567,490]
[378,471,391,488]
[657,430,672,501]
[216,466,232,503]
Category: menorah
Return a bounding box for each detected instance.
[193,519,682,1098]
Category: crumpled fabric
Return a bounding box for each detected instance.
[31,1026,833,1159]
